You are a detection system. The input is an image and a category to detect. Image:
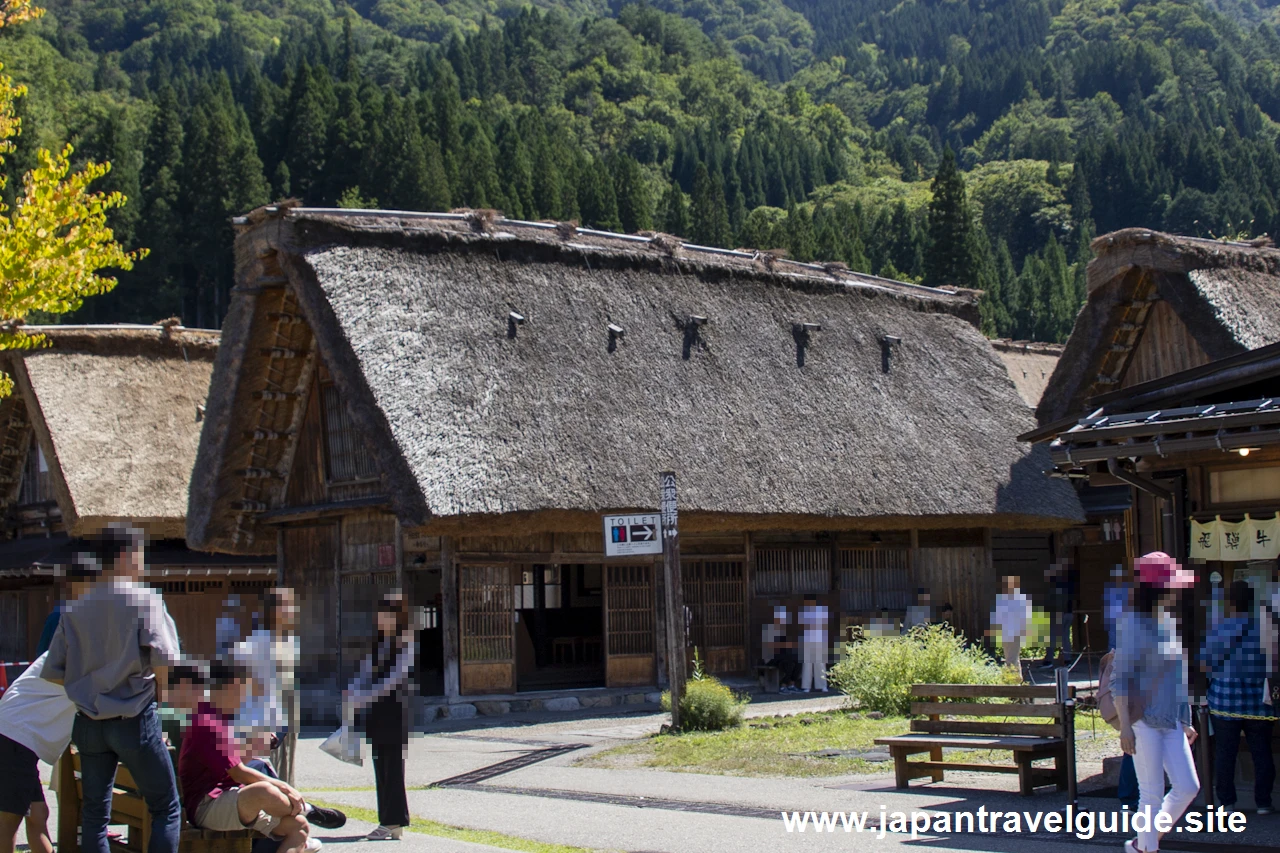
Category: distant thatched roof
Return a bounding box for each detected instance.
[1038,228,1280,424]
[992,340,1063,408]
[0,325,219,537]
[188,207,1082,554]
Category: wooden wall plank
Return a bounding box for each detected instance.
[1121,300,1212,388]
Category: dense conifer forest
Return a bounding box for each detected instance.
[4,0,1280,338]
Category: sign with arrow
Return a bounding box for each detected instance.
[603,513,663,557]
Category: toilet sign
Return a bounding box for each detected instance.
[603,513,663,556]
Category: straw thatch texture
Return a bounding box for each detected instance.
[992,341,1063,408]
[4,326,218,536]
[189,209,1083,552]
[1039,229,1280,423]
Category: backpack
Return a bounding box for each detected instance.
[1097,649,1145,730]
[1097,650,1122,730]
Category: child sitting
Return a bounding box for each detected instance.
[178,659,315,853]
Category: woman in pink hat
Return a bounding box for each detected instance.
[1113,552,1200,853]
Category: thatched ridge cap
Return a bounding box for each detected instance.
[13,324,220,359]
[1090,228,1280,277]
[237,205,975,310]
[991,339,1065,355]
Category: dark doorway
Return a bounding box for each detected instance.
[406,562,445,697]
[515,563,605,690]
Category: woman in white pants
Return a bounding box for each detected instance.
[1114,552,1199,853]
[799,597,828,692]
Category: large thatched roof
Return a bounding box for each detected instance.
[992,340,1062,408]
[0,325,219,537]
[188,207,1082,554]
[1037,228,1280,424]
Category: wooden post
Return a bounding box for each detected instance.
[1056,666,1077,804]
[660,471,685,731]
[56,748,80,853]
[440,535,459,698]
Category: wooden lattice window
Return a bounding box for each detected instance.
[18,437,53,505]
[839,548,911,613]
[606,564,653,656]
[513,565,562,609]
[460,564,513,662]
[682,560,746,650]
[321,384,379,483]
[752,547,831,595]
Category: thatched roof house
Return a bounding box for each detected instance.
[992,340,1063,408]
[0,325,219,538]
[0,325,277,663]
[1037,228,1280,425]
[189,207,1081,555]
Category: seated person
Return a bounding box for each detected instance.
[162,661,210,755]
[179,659,316,853]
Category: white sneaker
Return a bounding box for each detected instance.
[304,837,323,852]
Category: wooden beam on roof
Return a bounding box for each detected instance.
[260,494,391,523]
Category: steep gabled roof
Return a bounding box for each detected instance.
[992,340,1063,408]
[0,325,219,537]
[188,207,1082,554]
[1037,228,1280,424]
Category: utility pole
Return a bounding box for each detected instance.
[660,471,686,731]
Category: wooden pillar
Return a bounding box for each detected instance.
[660,472,685,730]
[743,532,754,665]
[55,748,79,853]
[393,518,405,591]
[441,535,459,698]
[332,521,342,691]
[653,555,668,688]
[908,528,920,582]
[981,528,995,645]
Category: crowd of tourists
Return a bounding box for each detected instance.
[0,525,421,853]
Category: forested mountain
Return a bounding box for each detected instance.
[3,0,1279,339]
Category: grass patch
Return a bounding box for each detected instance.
[306,799,594,853]
[580,709,1120,778]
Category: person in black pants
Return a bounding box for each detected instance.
[344,592,417,841]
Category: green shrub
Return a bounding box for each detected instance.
[660,673,749,732]
[828,624,1002,715]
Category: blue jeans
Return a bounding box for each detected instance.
[1118,753,1139,806]
[73,703,181,853]
[1212,715,1276,808]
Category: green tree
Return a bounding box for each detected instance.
[924,147,975,289]
[690,163,730,247]
[0,0,145,390]
[613,154,651,233]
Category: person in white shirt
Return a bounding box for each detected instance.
[798,597,829,693]
[988,576,1032,676]
[231,588,300,757]
[0,566,92,853]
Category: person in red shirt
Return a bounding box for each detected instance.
[178,660,312,853]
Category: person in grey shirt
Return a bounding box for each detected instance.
[41,526,183,853]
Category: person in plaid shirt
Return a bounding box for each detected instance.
[1201,580,1276,815]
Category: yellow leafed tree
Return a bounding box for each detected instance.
[0,0,145,394]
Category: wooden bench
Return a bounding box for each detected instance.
[873,683,1076,796]
[56,747,254,853]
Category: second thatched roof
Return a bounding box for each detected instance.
[0,325,219,537]
[1039,228,1280,424]
[189,207,1083,553]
